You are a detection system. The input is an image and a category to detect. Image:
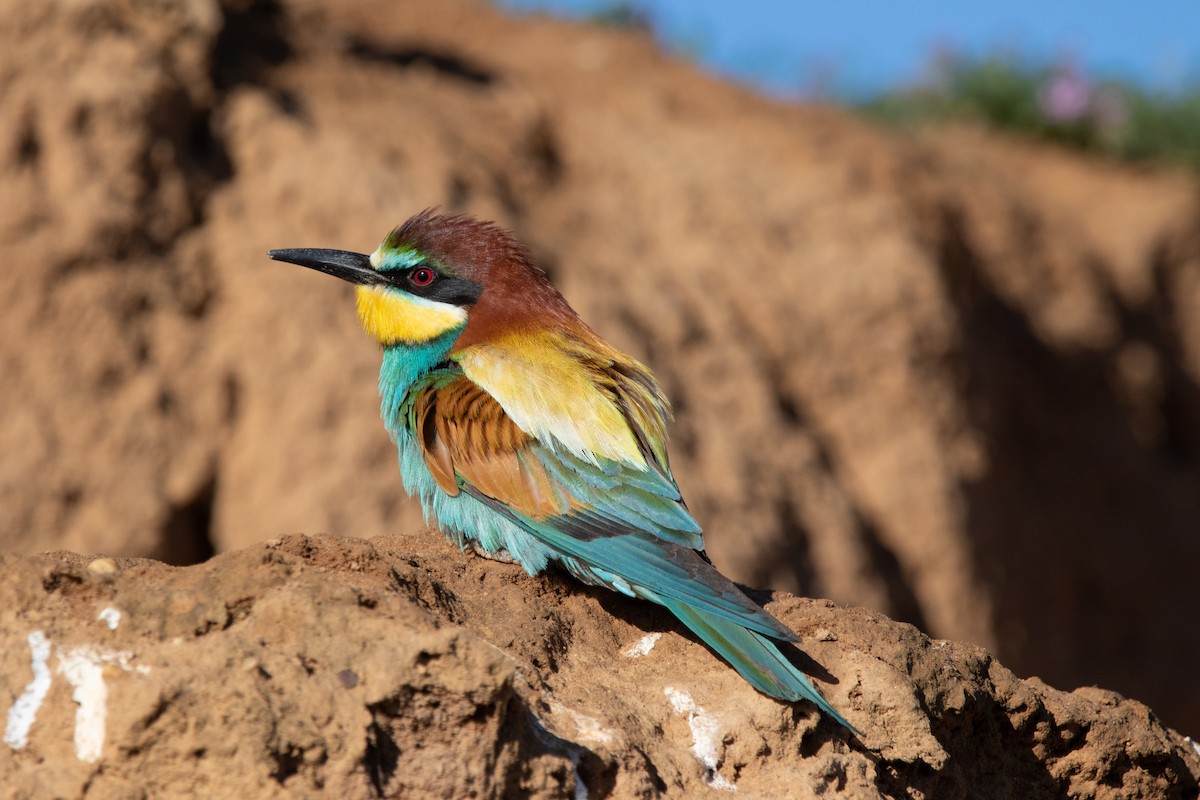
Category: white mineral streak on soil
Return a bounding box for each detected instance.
[663,686,736,792]
[4,631,53,750]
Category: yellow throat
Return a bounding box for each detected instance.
[355,285,467,345]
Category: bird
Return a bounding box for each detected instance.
[268,210,856,732]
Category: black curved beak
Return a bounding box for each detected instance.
[267,248,384,286]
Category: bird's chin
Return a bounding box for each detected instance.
[354,285,467,346]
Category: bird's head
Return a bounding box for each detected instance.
[269,210,574,350]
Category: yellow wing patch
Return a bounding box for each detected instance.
[454,332,661,467]
[356,285,467,345]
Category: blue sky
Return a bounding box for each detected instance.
[501,1,1200,98]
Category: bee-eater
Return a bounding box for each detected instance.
[269,211,855,732]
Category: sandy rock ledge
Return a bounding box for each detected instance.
[0,532,1196,799]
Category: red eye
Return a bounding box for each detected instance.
[410,267,435,287]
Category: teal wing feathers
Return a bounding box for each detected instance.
[468,487,801,642]
[407,370,853,730]
[409,373,703,549]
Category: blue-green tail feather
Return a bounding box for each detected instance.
[464,488,857,731]
[659,594,859,734]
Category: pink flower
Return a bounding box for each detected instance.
[1039,68,1092,122]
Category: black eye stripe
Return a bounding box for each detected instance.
[384,267,483,306]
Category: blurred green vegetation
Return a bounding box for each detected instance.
[584,1,652,30]
[548,4,1200,171]
[856,54,1200,171]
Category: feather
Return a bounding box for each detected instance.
[658,594,859,734]
[407,361,801,643]
[413,376,572,519]
[484,497,801,642]
[454,328,671,470]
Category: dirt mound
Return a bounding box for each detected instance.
[2,533,1197,798]
[2,0,1200,756]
